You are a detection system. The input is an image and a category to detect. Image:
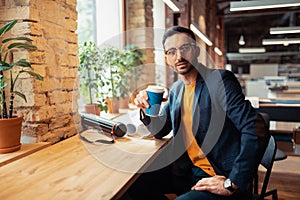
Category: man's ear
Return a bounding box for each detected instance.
[164,55,169,66]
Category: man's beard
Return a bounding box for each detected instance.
[174,58,196,75]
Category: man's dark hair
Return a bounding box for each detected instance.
[162,26,196,48]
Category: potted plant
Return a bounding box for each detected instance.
[78,41,107,115]
[97,45,145,113]
[118,44,145,108]
[0,20,43,153]
[97,46,122,113]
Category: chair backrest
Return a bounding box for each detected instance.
[255,112,271,150]
[258,112,270,130]
[258,135,277,200]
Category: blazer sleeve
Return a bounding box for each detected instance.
[139,102,173,139]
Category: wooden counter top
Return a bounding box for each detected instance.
[0,130,171,200]
[0,142,50,167]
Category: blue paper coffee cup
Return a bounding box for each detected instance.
[146,85,165,116]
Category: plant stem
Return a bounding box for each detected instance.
[9,91,13,118]
[0,71,7,118]
[8,69,13,118]
[109,60,115,98]
[87,67,93,104]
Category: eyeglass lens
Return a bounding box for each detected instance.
[166,43,194,57]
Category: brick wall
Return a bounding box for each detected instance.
[191,0,225,69]
[126,0,156,85]
[0,0,80,143]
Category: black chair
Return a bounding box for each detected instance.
[275,148,287,161]
[257,113,287,162]
[254,135,278,200]
[252,112,279,200]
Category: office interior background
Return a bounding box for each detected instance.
[0,0,300,199]
[77,0,300,132]
[78,0,300,95]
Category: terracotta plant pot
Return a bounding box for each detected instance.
[84,104,100,116]
[119,96,129,109]
[106,98,120,114]
[0,115,23,154]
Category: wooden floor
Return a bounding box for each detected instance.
[258,155,300,200]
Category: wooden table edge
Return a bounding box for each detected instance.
[0,142,51,167]
[111,136,173,199]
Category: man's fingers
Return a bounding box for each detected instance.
[192,179,206,190]
[192,185,207,191]
[140,90,148,99]
[191,176,232,196]
[134,90,149,108]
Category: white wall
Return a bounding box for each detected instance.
[153,0,166,85]
[95,0,167,85]
[96,0,123,46]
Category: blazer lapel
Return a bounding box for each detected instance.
[193,63,208,116]
[173,83,184,132]
[192,73,205,137]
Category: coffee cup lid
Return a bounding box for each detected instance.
[146,85,165,93]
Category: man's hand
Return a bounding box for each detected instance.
[191,175,233,196]
[133,86,169,109]
[134,90,149,109]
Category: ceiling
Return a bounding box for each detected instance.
[216,0,300,66]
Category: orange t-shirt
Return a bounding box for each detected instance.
[182,81,216,176]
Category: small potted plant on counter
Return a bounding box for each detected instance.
[97,45,145,113]
[0,20,44,153]
[78,41,107,115]
[97,45,123,114]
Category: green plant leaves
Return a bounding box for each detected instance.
[0,20,43,118]
[0,61,11,71]
[2,36,33,44]
[0,20,17,38]
[0,75,7,90]
[78,42,146,112]
[11,59,32,68]
[12,91,27,102]
[7,43,37,50]
[20,70,44,81]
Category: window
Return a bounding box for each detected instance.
[77,0,123,46]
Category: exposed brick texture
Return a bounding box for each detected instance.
[0,0,80,143]
[126,0,156,85]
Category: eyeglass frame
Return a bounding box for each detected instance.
[164,43,196,58]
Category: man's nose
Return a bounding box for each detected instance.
[176,49,184,59]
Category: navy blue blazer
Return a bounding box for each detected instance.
[141,64,268,193]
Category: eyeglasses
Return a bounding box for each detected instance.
[165,43,195,58]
